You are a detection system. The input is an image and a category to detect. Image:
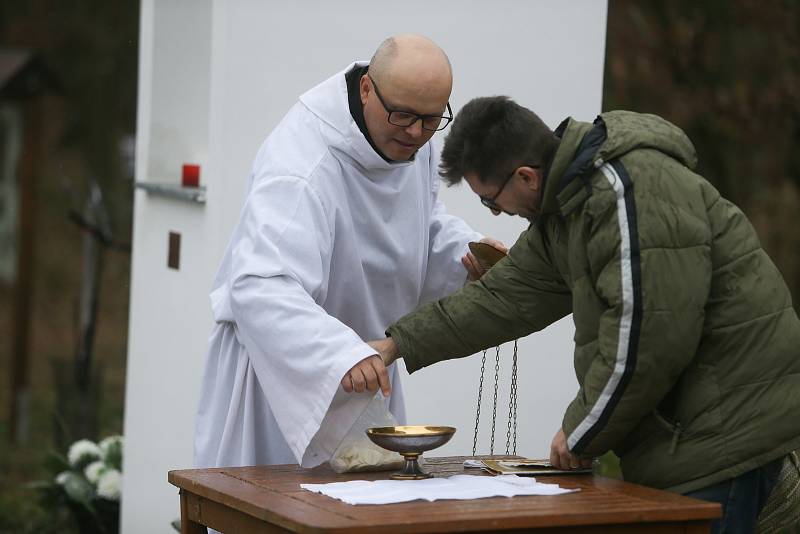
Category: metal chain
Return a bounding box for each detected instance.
[512,340,519,454]
[490,346,500,455]
[475,342,520,457]
[505,404,512,452]
[472,350,488,456]
[505,340,517,455]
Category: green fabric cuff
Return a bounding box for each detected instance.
[386,323,424,374]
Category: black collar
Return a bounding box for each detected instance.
[345,65,394,163]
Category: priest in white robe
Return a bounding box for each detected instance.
[194,34,488,470]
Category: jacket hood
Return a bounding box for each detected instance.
[298,62,414,172]
[541,111,698,218]
[596,110,697,169]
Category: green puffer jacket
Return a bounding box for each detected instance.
[388,111,800,493]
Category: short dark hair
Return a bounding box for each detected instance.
[439,96,558,186]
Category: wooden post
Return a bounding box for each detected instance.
[8,96,41,444]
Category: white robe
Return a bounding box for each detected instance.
[194,62,480,469]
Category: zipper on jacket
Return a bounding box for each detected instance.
[669,422,683,454]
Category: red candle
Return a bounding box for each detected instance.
[182,164,200,187]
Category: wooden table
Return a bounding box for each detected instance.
[169,456,721,533]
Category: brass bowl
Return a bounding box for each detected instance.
[366,426,456,480]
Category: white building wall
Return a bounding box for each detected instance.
[122,1,608,532]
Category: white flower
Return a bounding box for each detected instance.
[67,439,102,467]
[55,471,71,485]
[84,461,106,484]
[96,469,122,501]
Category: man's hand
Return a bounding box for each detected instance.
[367,338,400,367]
[462,237,508,281]
[549,428,593,470]
[341,355,391,396]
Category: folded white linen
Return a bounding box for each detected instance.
[300,474,577,505]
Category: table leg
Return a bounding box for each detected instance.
[180,490,208,534]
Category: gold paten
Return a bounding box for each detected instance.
[366,426,456,480]
[468,241,507,269]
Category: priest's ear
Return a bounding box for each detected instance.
[360,75,371,106]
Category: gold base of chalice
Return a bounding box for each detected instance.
[391,452,430,480]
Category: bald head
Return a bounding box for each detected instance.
[359,34,453,161]
[368,34,452,98]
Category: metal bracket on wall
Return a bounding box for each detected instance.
[135,182,206,204]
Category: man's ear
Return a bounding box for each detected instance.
[359,75,370,106]
[519,166,542,191]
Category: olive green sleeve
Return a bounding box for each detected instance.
[388,227,572,373]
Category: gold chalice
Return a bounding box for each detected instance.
[366,426,456,480]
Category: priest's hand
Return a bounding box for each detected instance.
[341,355,391,396]
[462,237,508,281]
[367,338,399,367]
[549,428,593,470]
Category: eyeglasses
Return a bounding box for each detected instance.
[480,165,540,214]
[368,75,453,132]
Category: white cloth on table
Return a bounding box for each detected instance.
[300,474,578,505]
[193,61,480,471]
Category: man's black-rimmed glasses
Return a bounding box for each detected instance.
[480,165,540,214]
[368,75,453,132]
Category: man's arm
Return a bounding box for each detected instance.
[369,338,399,367]
[387,226,573,372]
